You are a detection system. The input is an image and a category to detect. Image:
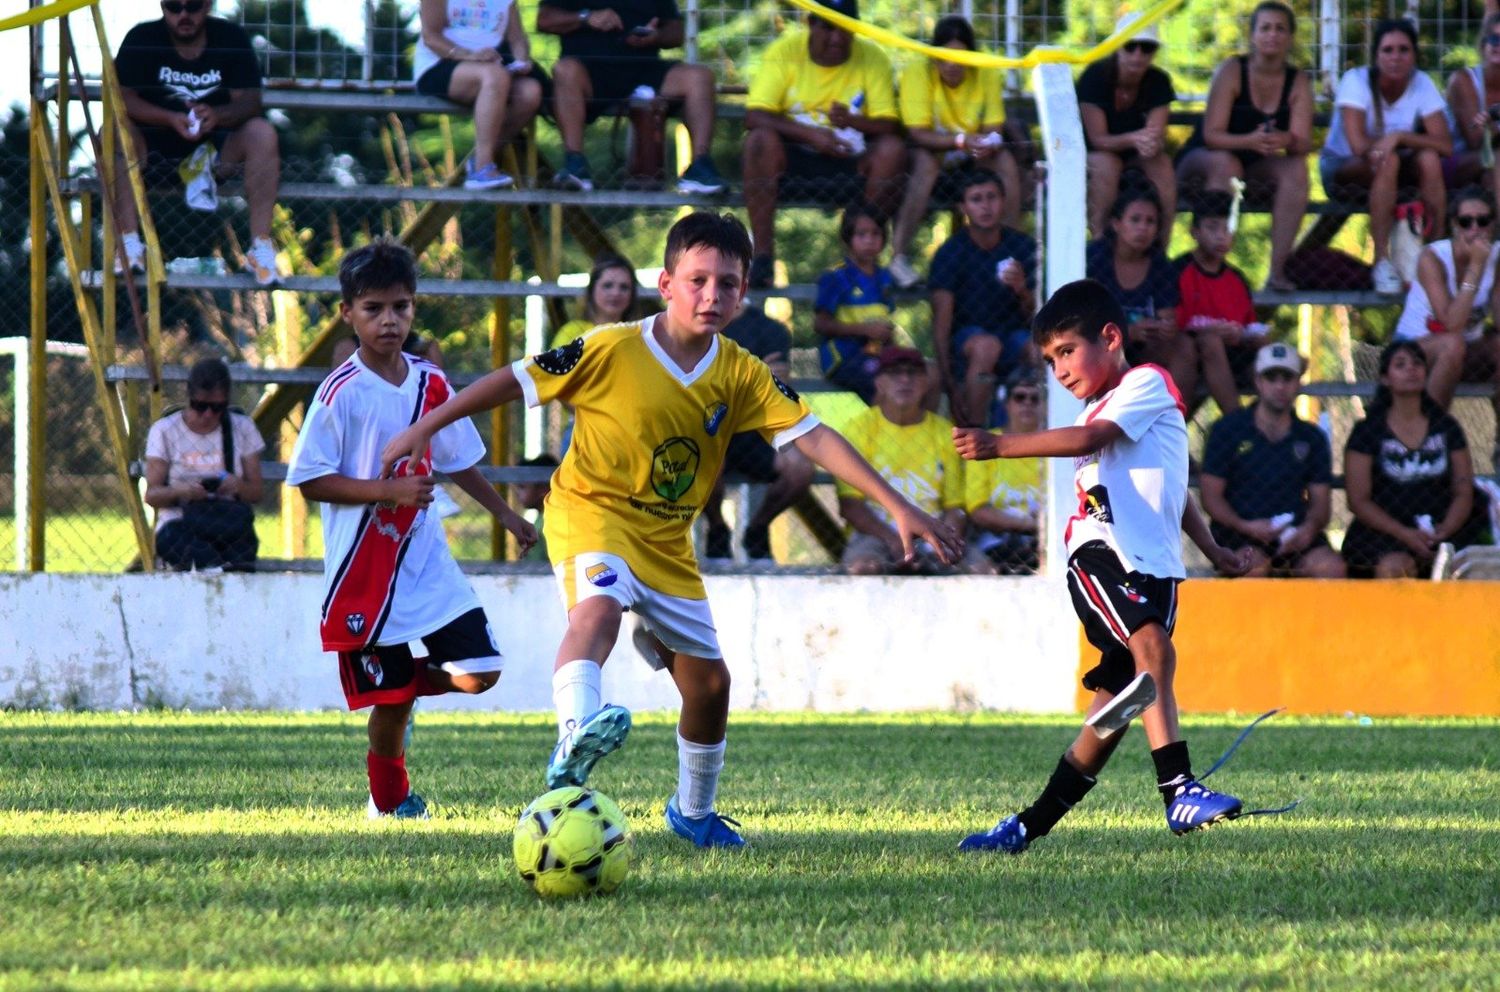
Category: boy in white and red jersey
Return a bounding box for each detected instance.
[952,278,1254,853]
[287,237,537,820]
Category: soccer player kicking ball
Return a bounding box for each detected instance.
[383,212,963,847]
[288,238,538,819]
[952,278,1254,853]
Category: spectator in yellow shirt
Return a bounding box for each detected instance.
[741,0,906,289]
[889,15,1022,290]
[551,253,644,348]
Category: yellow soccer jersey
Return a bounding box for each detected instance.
[898,59,1003,134]
[513,319,818,598]
[835,407,965,523]
[747,27,897,127]
[964,447,1043,518]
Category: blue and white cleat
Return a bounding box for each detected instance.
[545,703,632,789]
[367,792,430,820]
[1166,781,1242,834]
[959,813,1030,853]
[665,794,747,848]
[1085,672,1158,737]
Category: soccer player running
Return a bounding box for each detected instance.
[288,238,538,819]
[383,211,962,848]
[952,278,1254,853]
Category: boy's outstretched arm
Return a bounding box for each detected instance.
[1183,496,1253,576]
[794,424,965,565]
[380,366,525,476]
[953,420,1124,461]
[447,465,538,556]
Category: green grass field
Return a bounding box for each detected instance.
[1,711,1496,990]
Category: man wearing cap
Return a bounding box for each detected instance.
[741,0,906,289]
[1076,11,1178,238]
[837,346,994,574]
[1199,343,1346,577]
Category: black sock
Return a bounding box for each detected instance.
[1152,740,1193,805]
[1017,755,1097,839]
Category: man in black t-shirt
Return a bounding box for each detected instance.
[113,0,281,285]
[536,0,724,195]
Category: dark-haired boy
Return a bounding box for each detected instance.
[383,211,962,847]
[1175,191,1270,414]
[952,278,1253,853]
[287,237,538,820]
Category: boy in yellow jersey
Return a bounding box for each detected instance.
[383,212,962,848]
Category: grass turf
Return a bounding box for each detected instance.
[0,711,1496,990]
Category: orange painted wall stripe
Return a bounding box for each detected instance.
[1076,579,1500,717]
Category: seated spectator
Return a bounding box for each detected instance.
[1344,341,1479,578]
[513,452,559,562]
[1320,18,1452,296]
[837,347,992,574]
[929,170,1038,427]
[1175,190,1271,414]
[742,0,904,289]
[537,0,724,195]
[1077,12,1177,240]
[701,303,816,560]
[552,253,642,347]
[1392,188,1500,461]
[414,0,546,190]
[1175,1,1312,292]
[1086,186,1190,391]
[888,14,1022,289]
[143,358,265,571]
[113,0,282,285]
[1443,13,1500,195]
[964,367,1044,574]
[1200,343,1345,578]
[814,204,908,403]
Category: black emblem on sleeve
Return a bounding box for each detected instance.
[772,373,800,402]
[534,338,585,375]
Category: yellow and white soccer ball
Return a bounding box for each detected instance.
[513,786,631,898]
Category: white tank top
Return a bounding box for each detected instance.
[1394,238,1499,343]
[412,0,514,83]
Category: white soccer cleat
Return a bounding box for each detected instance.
[1085,672,1157,737]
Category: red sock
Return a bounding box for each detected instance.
[367,751,409,813]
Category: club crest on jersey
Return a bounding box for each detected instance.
[534,338,584,375]
[1118,584,1148,604]
[345,613,367,636]
[703,402,728,436]
[772,373,800,402]
[361,651,384,686]
[1083,485,1113,523]
[651,436,700,501]
[1293,441,1310,461]
[585,562,618,587]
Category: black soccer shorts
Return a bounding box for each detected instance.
[337,607,500,710]
[1065,541,1179,695]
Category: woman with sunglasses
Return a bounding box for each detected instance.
[1444,13,1500,194]
[143,358,265,571]
[1320,18,1453,296]
[414,0,546,190]
[1175,1,1312,292]
[1392,189,1500,456]
[1076,12,1178,241]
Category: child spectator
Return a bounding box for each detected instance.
[380,212,961,847]
[1200,343,1345,577]
[964,367,1045,574]
[287,237,537,819]
[814,204,909,402]
[954,278,1254,854]
[1175,190,1271,414]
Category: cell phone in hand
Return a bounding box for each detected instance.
[630,26,653,36]
[201,475,221,493]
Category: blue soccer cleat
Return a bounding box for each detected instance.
[959,813,1030,853]
[665,794,747,848]
[367,791,430,820]
[1166,781,1243,834]
[545,703,632,789]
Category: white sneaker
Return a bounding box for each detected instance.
[1372,258,1402,295]
[889,253,921,289]
[245,238,281,286]
[115,232,146,274]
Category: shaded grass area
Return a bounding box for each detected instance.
[0,712,1496,990]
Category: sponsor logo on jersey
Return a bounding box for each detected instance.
[585,562,618,587]
[345,613,367,636]
[650,436,701,501]
[534,338,584,375]
[703,402,728,436]
[1083,484,1113,524]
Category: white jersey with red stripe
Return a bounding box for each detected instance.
[288,353,486,648]
[1063,363,1190,580]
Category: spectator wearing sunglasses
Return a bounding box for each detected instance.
[1076,12,1178,241]
[143,358,265,571]
[1445,13,1500,198]
[113,0,282,285]
[1392,188,1500,464]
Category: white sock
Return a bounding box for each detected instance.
[552,659,602,744]
[676,731,725,819]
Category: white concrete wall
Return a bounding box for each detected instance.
[0,573,1081,713]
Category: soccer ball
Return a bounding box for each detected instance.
[513,786,631,898]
